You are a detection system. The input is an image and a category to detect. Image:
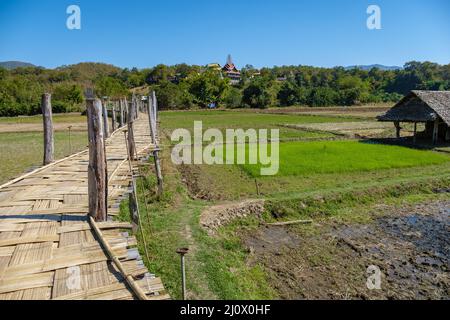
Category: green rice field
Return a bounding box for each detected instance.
[242,140,450,177]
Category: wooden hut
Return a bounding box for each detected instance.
[377,90,450,144]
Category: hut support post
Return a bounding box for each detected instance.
[41,93,54,165]
[413,122,417,144]
[394,121,401,139]
[432,119,439,144]
[87,98,108,222]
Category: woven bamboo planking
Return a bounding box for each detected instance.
[0,115,169,300]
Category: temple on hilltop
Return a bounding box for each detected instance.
[222,55,241,84]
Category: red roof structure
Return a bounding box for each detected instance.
[222,55,241,84]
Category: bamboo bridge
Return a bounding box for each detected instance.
[0,96,167,300]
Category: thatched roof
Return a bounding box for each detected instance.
[378,90,450,125]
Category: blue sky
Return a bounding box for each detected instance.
[0,0,449,69]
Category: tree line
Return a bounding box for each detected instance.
[0,61,449,116]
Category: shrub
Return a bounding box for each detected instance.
[307,87,338,107]
[223,87,242,108]
[52,100,71,113]
[277,82,298,106]
[242,79,272,109]
[155,81,193,110]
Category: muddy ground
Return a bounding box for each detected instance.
[243,200,449,300]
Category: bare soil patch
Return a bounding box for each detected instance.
[179,164,218,201]
[243,200,449,299]
[285,121,401,139]
[256,106,390,119]
[200,199,265,234]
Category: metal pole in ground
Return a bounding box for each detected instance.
[176,247,189,300]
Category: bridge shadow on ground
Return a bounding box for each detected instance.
[360,136,450,153]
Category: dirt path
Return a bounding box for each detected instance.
[243,200,449,300]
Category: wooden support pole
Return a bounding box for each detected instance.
[153,150,163,199]
[134,96,138,120]
[255,178,260,196]
[147,92,163,197]
[147,95,156,144]
[128,178,139,233]
[41,93,54,165]
[87,98,108,222]
[88,216,148,300]
[152,91,157,124]
[119,99,125,127]
[111,102,116,132]
[134,95,139,120]
[127,98,136,160]
[432,119,439,144]
[102,99,110,138]
[130,95,135,120]
[264,219,313,226]
[124,97,128,123]
[394,121,401,139]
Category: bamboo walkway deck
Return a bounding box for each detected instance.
[0,115,168,300]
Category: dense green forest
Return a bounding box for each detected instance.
[0,61,449,116]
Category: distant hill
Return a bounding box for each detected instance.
[0,61,37,70]
[345,64,402,71]
[55,62,123,84]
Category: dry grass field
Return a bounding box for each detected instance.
[0,114,88,183]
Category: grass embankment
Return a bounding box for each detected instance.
[0,131,88,183]
[263,176,450,224]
